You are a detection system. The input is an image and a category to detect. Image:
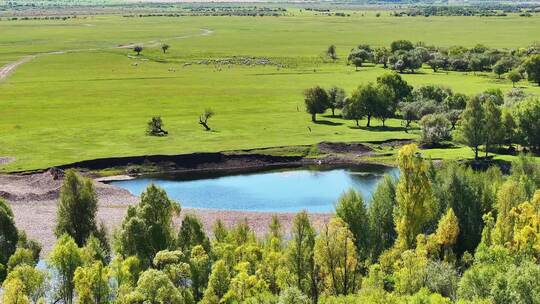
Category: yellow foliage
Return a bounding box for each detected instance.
[510,190,540,258]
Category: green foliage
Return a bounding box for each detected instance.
[0,197,18,282]
[2,264,47,304]
[457,96,486,159]
[178,214,211,256]
[327,86,346,116]
[55,169,99,247]
[285,211,317,300]
[376,72,413,102]
[515,97,540,151]
[314,218,359,296]
[368,174,397,259]
[115,183,179,266]
[335,189,370,261]
[304,86,329,122]
[73,261,110,304]
[523,54,540,85]
[278,287,310,304]
[48,234,83,304]
[201,259,230,303]
[6,248,35,273]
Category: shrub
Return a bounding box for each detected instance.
[420,114,451,146]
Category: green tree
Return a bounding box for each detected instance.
[348,83,381,127]
[373,47,391,68]
[420,114,451,146]
[434,208,460,261]
[133,45,143,55]
[2,264,47,304]
[304,86,329,122]
[390,40,414,52]
[6,248,35,273]
[73,261,110,304]
[0,197,18,282]
[285,211,318,302]
[376,72,412,102]
[457,96,486,159]
[201,259,231,304]
[178,214,211,256]
[335,190,370,261]
[55,170,99,247]
[483,100,502,157]
[394,144,436,249]
[491,179,527,246]
[161,44,170,54]
[515,97,540,151]
[115,184,179,266]
[368,175,397,259]
[326,45,337,61]
[314,218,359,296]
[48,234,83,304]
[122,269,184,304]
[327,86,346,116]
[523,54,540,85]
[190,245,211,301]
[507,70,522,87]
[348,49,371,70]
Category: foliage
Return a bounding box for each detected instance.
[314,218,359,296]
[2,264,47,304]
[115,184,179,266]
[304,86,329,122]
[368,174,397,259]
[0,197,18,282]
[523,54,540,85]
[515,97,540,151]
[146,116,168,136]
[335,189,370,261]
[394,144,436,249]
[55,169,99,247]
[457,96,486,159]
[420,113,451,146]
[48,234,83,304]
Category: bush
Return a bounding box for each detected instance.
[146,116,168,136]
[420,114,451,146]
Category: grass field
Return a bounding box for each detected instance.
[1,12,539,171]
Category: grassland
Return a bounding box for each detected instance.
[1,12,539,171]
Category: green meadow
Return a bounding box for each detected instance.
[1,12,539,171]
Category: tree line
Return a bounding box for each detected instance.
[339,40,540,86]
[304,73,540,157]
[1,147,539,304]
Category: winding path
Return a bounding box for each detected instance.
[0,28,214,81]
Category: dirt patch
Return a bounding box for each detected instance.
[376,139,415,148]
[317,141,373,155]
[0,157,16,165]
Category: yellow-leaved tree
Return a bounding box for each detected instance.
[394,144,436,250]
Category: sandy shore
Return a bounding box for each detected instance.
[2,170,331,255]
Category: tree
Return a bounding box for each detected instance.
[133,45,143,55]
[74,261,110,304]
[399,101,422,130]
[483,100,502,157]
[434,208,460,261]
[376,72,412,102]
[335,189,370,261]
[201,259,230,303]
[515,98,540,151]
[2,264,47,304]
[0,198,18,282]
[55,170,99,247]
[278,287,309,304]
[375,85,396,126]
[48,234,83,304]
[285,211,318,302]
[199,108,214,131]
[348,49,371,71]
[394,144,436,249]
[509,191,540,258]
[507,70,522,87]
[178,214,211,256]
[326,45,337,61]
[523,54,540,85]
[457,96,486,160]
[368,175,397,259]
[6,248,35,273]
[115,184,179,266]
[146,116,168,136]
[491,179,527,246]
[327,86,346,116]
[373,47,390,68]
[123,269,184,304]
[304,86,329,122]
[492,62,506,79]
[420,114,451,146]
[190,245,211,301]
[347,83,381,127]
[390,40,414,53]
[161,44,170,54]
[314,217,359,296]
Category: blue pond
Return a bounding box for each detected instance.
[110,165,398,213]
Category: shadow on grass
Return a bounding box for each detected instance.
[349,125,407,132]
[313,120,343,126]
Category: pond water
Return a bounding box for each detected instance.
[110,164,399,213]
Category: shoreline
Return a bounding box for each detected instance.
[1,141,400,254]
